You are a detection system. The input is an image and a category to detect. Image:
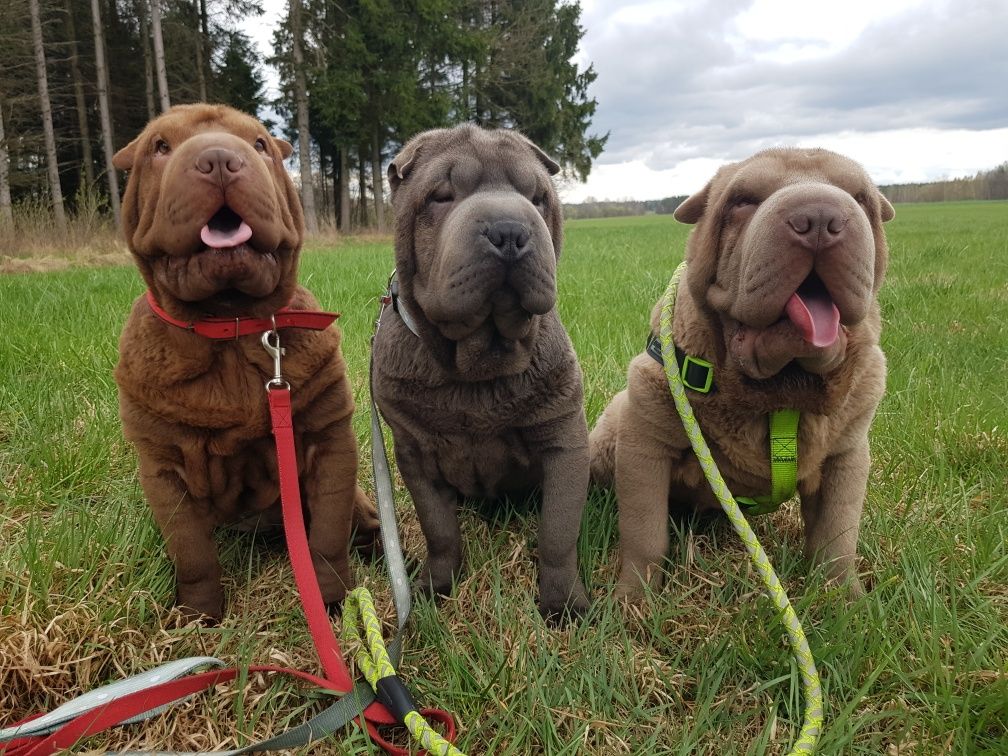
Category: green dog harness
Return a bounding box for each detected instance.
[736,407,800,514]
[645,316,801,515]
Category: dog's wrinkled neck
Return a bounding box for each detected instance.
[671,272,848,414]
[394,272,539,381]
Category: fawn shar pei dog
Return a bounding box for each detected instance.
[591,148,894,599]
[112,104,378,621]
[372,124,590,619]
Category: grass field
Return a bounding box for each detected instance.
[1,203,1006,754]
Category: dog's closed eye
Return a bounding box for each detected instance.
[428,185,455,204]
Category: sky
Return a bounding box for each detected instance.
[242,0,1008,202]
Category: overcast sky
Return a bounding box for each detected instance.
[243,0,1008,202]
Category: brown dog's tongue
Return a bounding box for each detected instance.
[201,221,252,249]
[785,280,840,347]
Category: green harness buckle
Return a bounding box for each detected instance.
[680,354,714,393]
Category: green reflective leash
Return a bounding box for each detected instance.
[342,589,465,756]
[659,262,823,755]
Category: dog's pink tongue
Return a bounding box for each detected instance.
[786,289,840,348]
[200,221,252,249]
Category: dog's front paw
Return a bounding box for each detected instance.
[612,581,643,603]
[315,559,353,607]
[538,574,590,625]
[614,561,664,602]
[413,557,461,598]
[173,587,224,625]
[825,568,865,600]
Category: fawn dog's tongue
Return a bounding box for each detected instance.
[785,274,840,347]
[201,206,253,249]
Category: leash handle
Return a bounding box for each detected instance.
[659,262,823,755]
[343,589,465,756]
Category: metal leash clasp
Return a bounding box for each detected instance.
[261,317,289,391]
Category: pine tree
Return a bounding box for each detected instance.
[214,32,266,117]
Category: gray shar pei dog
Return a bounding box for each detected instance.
[371,124,590,620]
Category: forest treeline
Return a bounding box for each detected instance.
[0,0,606,235]
[878,162,1008,203]
[562,195,686,219]
[563,162,1008,220]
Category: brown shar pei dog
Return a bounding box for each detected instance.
[372,124,590,620]
[112,104,378,621]
[590,148,894,599]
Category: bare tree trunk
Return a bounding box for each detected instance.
[192,0,207,100]
[338,146,349,232]
[90,0,121,225]
[64,0,95,186]
[0,94,13,226]
[198,0,209,98]
[357,145,368,228]
[136,0,156,119]
[290,0,317,232]
[150,0,171,111]
[29,0,67,231]
[371,126,384,232]
[318,149,329,222]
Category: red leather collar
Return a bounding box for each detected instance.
[145,289,338,339]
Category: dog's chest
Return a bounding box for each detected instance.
[431,433,539,498]
[120,341,339,516]
[684,404,835,503]
[381,377,565,497]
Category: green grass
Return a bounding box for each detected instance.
[1,203,1006,754]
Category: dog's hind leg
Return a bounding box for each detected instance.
[589,389,627,488]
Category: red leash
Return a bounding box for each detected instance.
[1,293,456,755]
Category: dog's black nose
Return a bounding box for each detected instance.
[785,202,848,250]
[485,220,531,262]
[196,147,245,185]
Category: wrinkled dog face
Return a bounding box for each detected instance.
[676,148,895,380]
[388,124,564,360]
[113,104,303,319]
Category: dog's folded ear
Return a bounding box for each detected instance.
[879,191,895,222]
[673,182,711,224]
[113,137,140,171]
[388,135,430,194]
[274,138,294,159]
[518,134,561,176]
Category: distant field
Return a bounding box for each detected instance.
[1,202,1006,753]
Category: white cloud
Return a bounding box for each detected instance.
[246,0,1008,201]
[575,0,1008,198]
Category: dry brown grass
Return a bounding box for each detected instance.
[0,207,390,274]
